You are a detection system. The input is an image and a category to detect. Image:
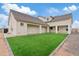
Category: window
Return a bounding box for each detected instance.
[50,27,53,30]
[66,28,68,31]
[66,25,68,31]
[20,22,24,26]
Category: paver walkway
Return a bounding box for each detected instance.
[52,33,79,56]
[0,32,11,56]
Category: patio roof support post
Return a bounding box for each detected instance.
[56,26,58,33]
[39,25,42,33]
[68,25,71,34]
[26,23,28,35]
[47,26,49,32]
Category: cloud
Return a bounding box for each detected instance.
[63,7,70,13]
[0,14,8,28]
[1,4,37,16]
[72,20,79,28]
[47,8,60,14]
[46,5,78,16]
[63,5,78,13]
[69,5,77,11]
[46,8,63,16]
[0,3,37,28]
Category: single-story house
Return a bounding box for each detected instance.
[71,28,79,33]
[8,9,72,36]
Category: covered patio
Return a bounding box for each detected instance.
[49,25,71,34]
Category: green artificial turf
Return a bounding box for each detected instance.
[7,33,67,56]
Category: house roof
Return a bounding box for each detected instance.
[46,13,72,23]
[10,9,48,26]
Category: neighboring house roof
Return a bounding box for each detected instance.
[10,9,48,26]
[46,13,72,23]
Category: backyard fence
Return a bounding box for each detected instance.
[0,29,2,33]
[0,28,4,36]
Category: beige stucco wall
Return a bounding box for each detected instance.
[42,26,47,33]
[17,22,47,35]
[8,12,17,35]
[10,20,48,35]
[47,18,72,26]
[17,21,27,35]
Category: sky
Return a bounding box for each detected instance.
[0,3,79,28]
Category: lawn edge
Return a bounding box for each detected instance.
[4,35,14,56]
[49,34,70,56]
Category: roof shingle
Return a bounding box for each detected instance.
[10,9,48,26]
[46,13,72,22]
